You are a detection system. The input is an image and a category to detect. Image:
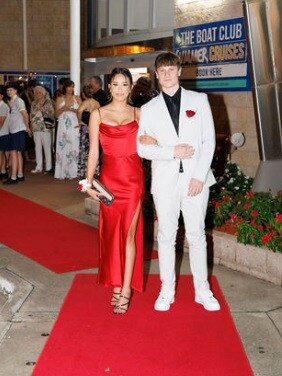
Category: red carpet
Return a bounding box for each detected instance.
[0,189,156,273]
[32,274,253,376]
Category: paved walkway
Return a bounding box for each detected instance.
[0,165,281,376]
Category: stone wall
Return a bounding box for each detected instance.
[0,0,23,70]
[211,230,282,286]
[175,0,260,178]
[0,0,87,72]
[26,0,70,71]
[209,91,259,178]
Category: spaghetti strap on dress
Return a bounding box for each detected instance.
[97,108,102,123]
[97,113,144,292]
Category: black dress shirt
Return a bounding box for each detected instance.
[163,87,181,135]
[163,88,183,172]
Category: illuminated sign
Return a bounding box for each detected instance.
[173,18,251,91]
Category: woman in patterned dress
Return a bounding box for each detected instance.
[54,80,81,179]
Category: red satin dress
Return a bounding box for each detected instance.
[97,116,144,292]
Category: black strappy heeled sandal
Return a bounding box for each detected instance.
[111,291,121,306]
[113,295,130,314]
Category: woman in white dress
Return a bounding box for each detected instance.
[54,80,81,179]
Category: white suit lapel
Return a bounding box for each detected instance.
[179,88,199,139]
[179,89,186,138]
[157,93,179,140]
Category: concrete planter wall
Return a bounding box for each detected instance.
[211,230,282,286]
[85,197,282,286]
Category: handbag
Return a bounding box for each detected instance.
[43,117,55,129]
[92,179,115,206]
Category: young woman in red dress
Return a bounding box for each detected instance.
[86,67,156,314]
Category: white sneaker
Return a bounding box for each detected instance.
[195,289,220,311]
[31,169,42,174]
[154,291,175,311]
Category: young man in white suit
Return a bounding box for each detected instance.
[137,52,220,312]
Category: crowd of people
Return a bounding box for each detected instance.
[0,74,157,184]
[1,54,221,316]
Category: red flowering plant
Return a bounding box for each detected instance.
[234,191,282,252]
[207,163,282,253]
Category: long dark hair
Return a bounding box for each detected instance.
[62,79,74,95]
[108,67,133,85]
[107,67,133,103]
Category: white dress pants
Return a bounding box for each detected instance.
[153,175,210,294]
[33,131,52,171]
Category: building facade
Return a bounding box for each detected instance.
[1,0,276,178]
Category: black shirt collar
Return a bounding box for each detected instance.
[163,87,181,102]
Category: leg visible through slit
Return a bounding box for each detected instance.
[113,201,141,313]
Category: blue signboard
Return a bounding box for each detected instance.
[0,71,69,96]
[173,17,251,91]
[35,75,54,95]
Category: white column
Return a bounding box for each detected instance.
[70,0,81,95]
[22,0,28,70]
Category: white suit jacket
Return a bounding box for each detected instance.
[137,88,216,195]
